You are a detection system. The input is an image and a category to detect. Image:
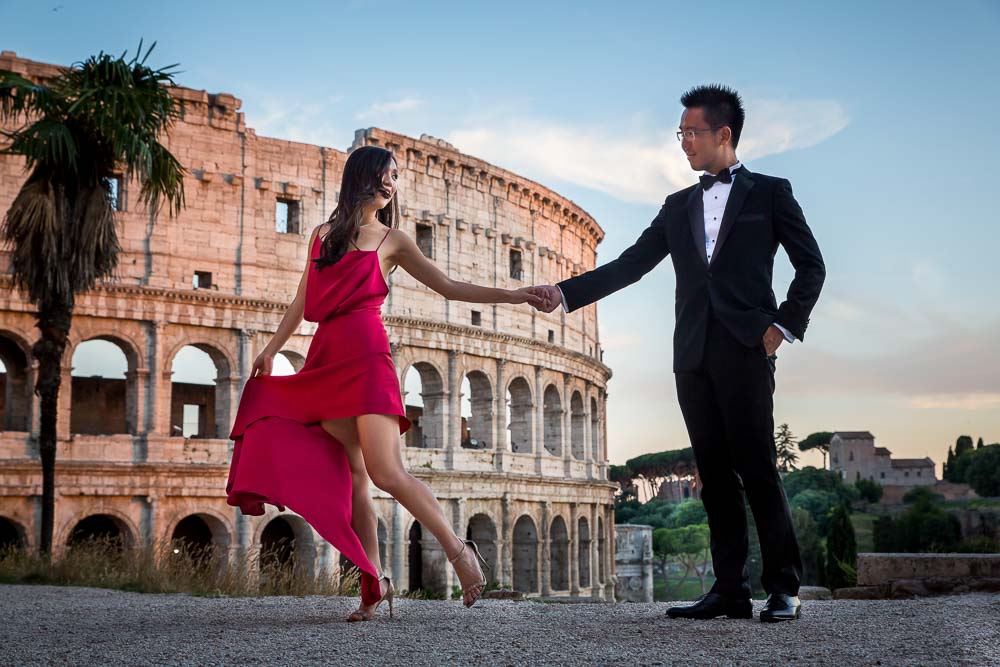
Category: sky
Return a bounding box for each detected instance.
[3,0,999,472]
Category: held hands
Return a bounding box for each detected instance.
[508,287,545,308]
[762,325,785,356]
[250,350,275,377]
[525,285,562,313]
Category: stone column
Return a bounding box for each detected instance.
[569,503,579,596]
[234,508,253,563]
[501,493,512,587]
[583,380,594,479]
[493,358,507,472]
[562,374,572,477]
[150,323,172,436]
[591,504,601,600]
[139,494,155,547]
[604,505,616,600]
[27,359,40,441]
[125,368,148,436]
[449,497,466,594]
[129,367,151,462]
[392,501,405,585]
[540,501,551,596]
[445,350,461,469]
[533,365,544,475]
[56,362,72,440]
[236,329,254,396]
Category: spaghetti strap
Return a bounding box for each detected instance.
[375,227,391,251]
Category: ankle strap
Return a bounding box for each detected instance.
[448,541,467,564]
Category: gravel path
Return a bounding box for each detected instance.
[1,585,998,666]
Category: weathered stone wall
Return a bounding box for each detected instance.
[0,52,617,599]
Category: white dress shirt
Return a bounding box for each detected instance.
[557,161,794,343]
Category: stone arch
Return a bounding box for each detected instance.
[258,515,316,579]
[590,396,600,462]
[58,507,139,551]
[0,515,27,552]
[168,512,232,556]
[506,376,533,454]
[570,390,585,460]
[512,514,539,594]
[407,520,424,592]
[66,513,136,552]
[0,330,31,431]
[578,516,591,588]
[461,369,493,449]
[465,512,498,580]
[543,384,563,456]
[402,361,445,449]
[549,515,569,591]
[169,341,233,439]
[69,336,139,435]
[275,349,306,374]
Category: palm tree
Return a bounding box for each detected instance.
[0,43,185,554]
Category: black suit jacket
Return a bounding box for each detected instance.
[558,166,826,372]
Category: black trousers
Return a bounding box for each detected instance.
[675,316,802,597]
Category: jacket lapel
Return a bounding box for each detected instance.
[710,168,754,266]
[686,186,708,266]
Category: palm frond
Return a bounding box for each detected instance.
[2,174,68,306]
[71,184,120,285]
[1,117,80,174]
[0,70,59,122]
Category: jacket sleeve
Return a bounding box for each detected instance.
[773,178,826,340]
[557,199,671,313]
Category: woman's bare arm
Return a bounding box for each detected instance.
[252,225,323,376]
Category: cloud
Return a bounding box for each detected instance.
[242,92,348,148]
[779,321,1000,409]
[355,97,424,120]
[448,97,849,205]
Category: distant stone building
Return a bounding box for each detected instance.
[656,476,701,503]
[829,431,937,486]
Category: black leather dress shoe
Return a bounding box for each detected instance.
[666,593,753,620]
[759,593,801,622]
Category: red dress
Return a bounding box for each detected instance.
[226,227,410,605]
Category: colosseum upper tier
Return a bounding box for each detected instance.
[0,52,616,599]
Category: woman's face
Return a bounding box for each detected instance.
[373,158,399,210]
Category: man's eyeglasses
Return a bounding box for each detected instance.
[676,127,722,141]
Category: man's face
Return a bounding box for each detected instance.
[680,107,723,172]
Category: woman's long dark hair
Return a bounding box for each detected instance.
[314,145,400,270]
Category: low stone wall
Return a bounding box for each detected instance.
[835,553,1000,599]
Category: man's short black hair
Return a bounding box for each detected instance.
[680,84,745,148]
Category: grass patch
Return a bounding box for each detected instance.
[0,538,360,598]
[652,574,716,602]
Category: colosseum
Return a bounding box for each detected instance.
[0,51,616,600]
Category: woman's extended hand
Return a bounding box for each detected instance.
[251,350,275,377]
[509,287,544,307]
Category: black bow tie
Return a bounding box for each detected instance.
[700,169,734,191]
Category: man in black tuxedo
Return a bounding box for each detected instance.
[529,85,825,622]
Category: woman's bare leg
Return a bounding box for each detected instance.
[320,417,388,618]
[355,414,485,595]
[320,417,382,573]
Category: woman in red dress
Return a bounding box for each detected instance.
[226,146,541,621]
